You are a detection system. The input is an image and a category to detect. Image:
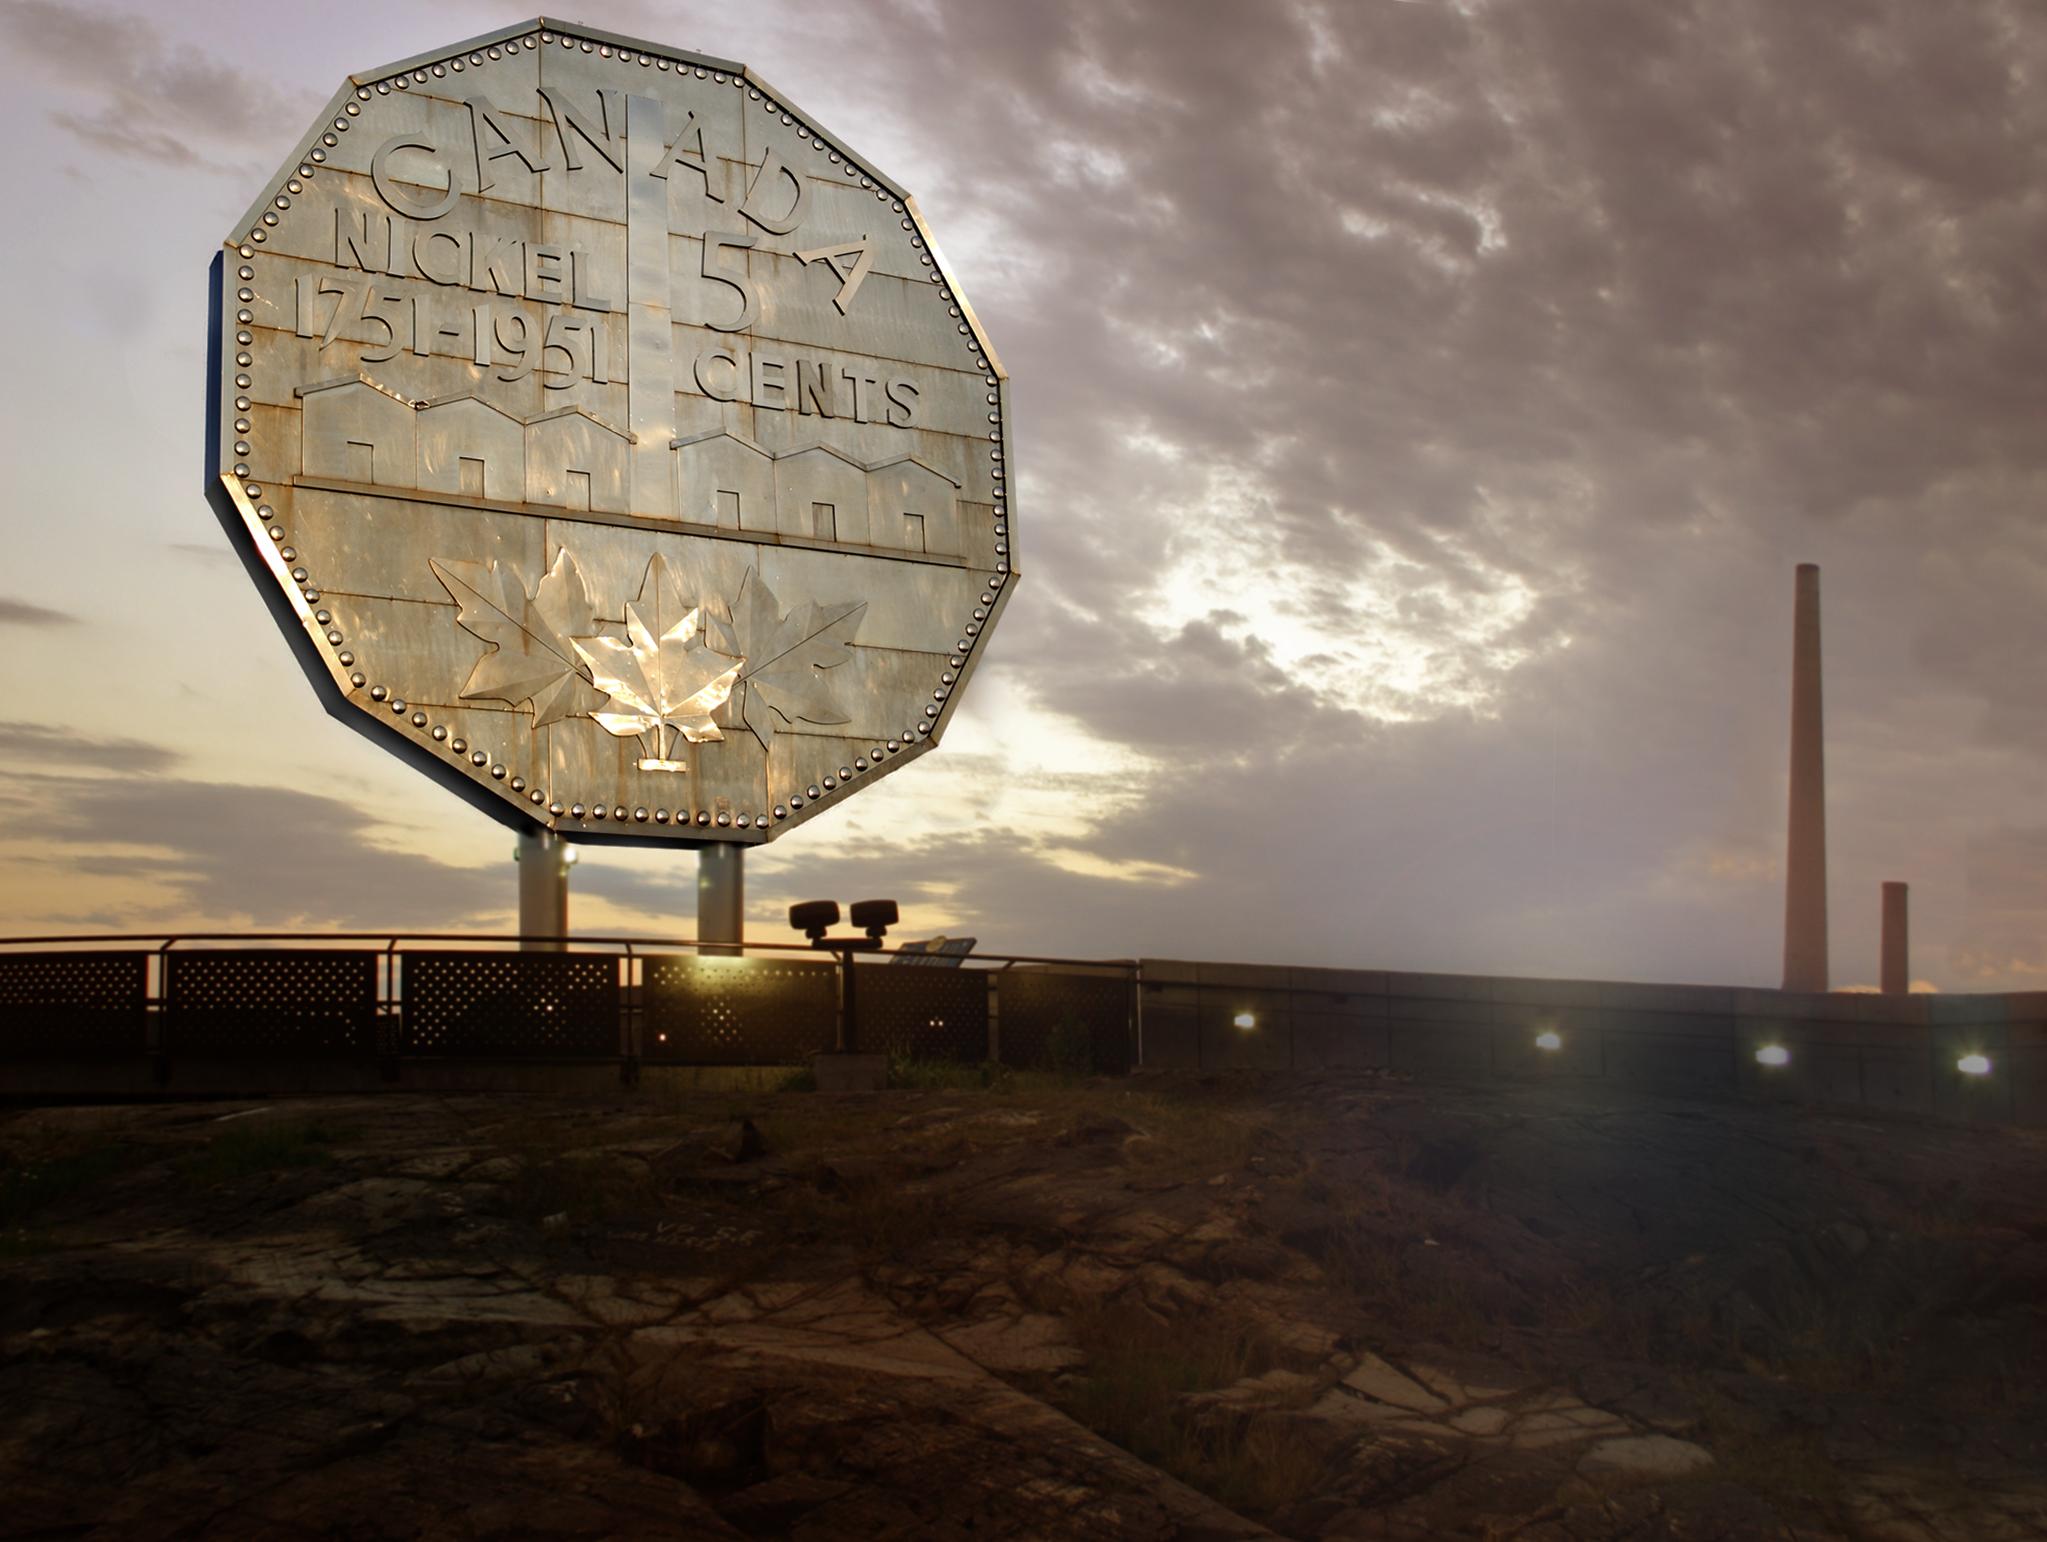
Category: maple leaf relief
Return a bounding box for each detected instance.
[436,546,866,779]
[706,568,867,754]
[431,551,604,727]
[571,554,743,771]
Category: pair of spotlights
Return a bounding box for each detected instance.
[789,898,897,951]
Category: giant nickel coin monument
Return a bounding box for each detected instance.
[207,20,1014,927]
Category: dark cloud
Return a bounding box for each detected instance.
[14,769,501,931]
[166,542,235,565]
[1964,827,2047,913]
[0,721,178,774]
[927,0,2044,563]
[0,596,80,627]
[0,713,499,928]
[1,0,305,167]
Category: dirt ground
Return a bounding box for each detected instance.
[1,1069,2042,1539]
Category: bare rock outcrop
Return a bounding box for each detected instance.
[2,1076,2041,1539]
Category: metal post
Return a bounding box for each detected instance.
[841,946,861,1052]
[1133,963,1145,1069]
[986,972,1001,1064]
[516,829,570,952]
[697,843,743,957]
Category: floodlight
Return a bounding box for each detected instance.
[1957,1053,1992,1076]
[1755,1044,1791,1068]
[1534,1030,1562,1052]
[1233,1011,1256,1030]
[789,900,840,942]
[849,898,899,938]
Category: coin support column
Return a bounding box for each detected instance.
[698,844,743,957]
[1881,881,1909,996]
[517,829,570,952]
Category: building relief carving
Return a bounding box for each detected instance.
[300,375,962,558]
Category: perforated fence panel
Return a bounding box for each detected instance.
[643,955,837,1064]
[0,951,149,1060]
[164,950,379,1058]
[400,952,620,1058]
[997,971,1135,1072]
[857,966,989,1062]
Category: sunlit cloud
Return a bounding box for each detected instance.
[1038,848,1199,885]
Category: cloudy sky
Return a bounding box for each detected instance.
[2,0,2043,991]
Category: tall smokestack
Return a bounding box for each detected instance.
[1782,564,1829,992]
[1881,881,1909,996]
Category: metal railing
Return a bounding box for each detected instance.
[0,932,1141,1084]
[2,935,2033,1125]
[1133,973,2034,1125]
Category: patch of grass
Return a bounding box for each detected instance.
[751,1099,902,1161]
[886,1054,1011,1092]
[838,1176,949,1254]
[178,1120,353,1185]
[1044,1014,1094,1080]
[0,1228,56,1260]
[772,1065,817,1092]
[1741,1320,1955,1406]
[1288,1151,1397,1217]
[1690,1387,1846,1513]
[1308,1214,1502,1350]
[502,1149,657,1224]
[1066,1299,1275,1436]
[1059,1300,1325,1517]
[751,1068,1277,1182]
[1204,1417,1336,1518]
[1001,1069,1082,1096]
[0,1142,147,1230]
[1550,1276,1658,1362]
[772,1163,951,1256]
[1075,1089,1275,1180]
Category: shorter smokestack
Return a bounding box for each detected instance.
[1880,881,1909,996]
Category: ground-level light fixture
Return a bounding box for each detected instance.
[1957,1053,1993,1077]
[1233,1011,1256,1030]
[1756,1044,1791,1068]
[1534,1030,1562,1052]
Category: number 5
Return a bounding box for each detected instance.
[702,228,760,333]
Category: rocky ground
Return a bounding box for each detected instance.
[1,1069,2043,1540]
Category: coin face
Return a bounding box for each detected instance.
[210,21,1014,844]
